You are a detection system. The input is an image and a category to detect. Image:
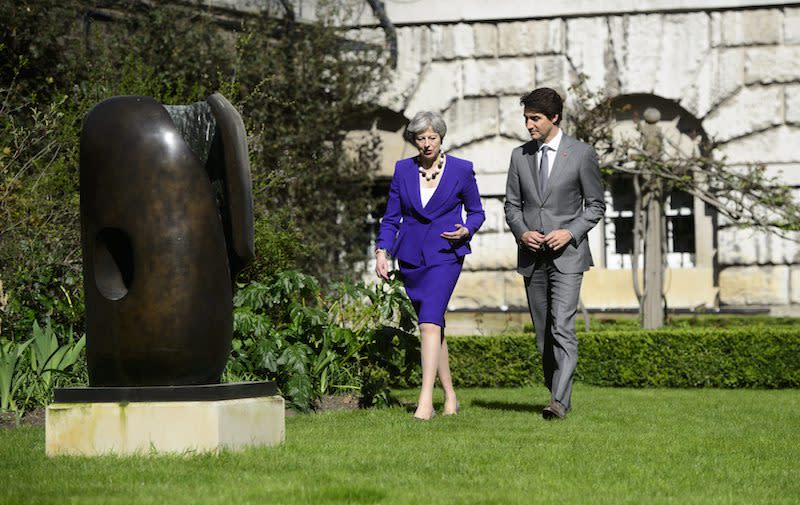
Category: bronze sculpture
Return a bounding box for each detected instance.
[79,93,254,387]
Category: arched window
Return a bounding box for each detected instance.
[600,94,711,271]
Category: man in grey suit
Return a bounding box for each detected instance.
[504,88,606,420]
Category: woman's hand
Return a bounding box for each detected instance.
[440,223,470,242]
[375,250,390,280]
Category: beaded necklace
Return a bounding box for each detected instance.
[417,152,445,181]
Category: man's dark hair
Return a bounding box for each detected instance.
[520,88,563,125]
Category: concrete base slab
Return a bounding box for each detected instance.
[46,395,285,456]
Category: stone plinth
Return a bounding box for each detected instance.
[46,383,284,456]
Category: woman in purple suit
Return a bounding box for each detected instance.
[375,111,485,420]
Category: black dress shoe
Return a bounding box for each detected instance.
[542,400,566,420]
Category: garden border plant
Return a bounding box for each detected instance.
[226,270,419,411]
[0,318,85,424]
[442,327,800,389]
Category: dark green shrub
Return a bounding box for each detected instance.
[579,328,800,388]
[226,271,417,411]
[0,77,84,340]
[439,327,800,389]
[238,210,314,285]
[524,315,800,334]
[446,335,542,388]
[233,4,387,283]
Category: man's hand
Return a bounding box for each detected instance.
[520,230,546,251]
[544,229,573,251]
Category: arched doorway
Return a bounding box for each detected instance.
[581,94,719,310]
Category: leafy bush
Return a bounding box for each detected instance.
[660,315,800,329]
[234,4,387,283]
[238,210,314,285]
[225,271,417,411]
[578,328,800,388]
[444,333,542,388]
[440,327,800,389]
[0,64,83,339]
[523,315,800,334]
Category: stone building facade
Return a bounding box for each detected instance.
[338,0,800,328]
[226,0,800,328]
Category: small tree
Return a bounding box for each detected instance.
[568,78,800,328]
[232,2,388,283]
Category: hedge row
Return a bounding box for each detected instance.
[444,328,800,389]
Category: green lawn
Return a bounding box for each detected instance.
[2,385,799,504]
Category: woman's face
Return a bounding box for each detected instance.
[414,127,442,162]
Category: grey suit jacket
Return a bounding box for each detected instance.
[504,133,606,276]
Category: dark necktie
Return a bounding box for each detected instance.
[538,145,550,195]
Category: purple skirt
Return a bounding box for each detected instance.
[399,257,463,327]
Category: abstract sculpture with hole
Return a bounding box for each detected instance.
[79,93,254,387]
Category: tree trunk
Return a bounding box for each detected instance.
[631,175,644,309]
[642,194,665,329]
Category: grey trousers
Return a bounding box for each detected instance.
[524,262,583,410]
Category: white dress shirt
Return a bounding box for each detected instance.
[420,186,435,207]
[537,127,563,179]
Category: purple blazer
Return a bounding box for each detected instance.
[377,155,485,267]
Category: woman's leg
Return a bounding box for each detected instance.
[437,333,458,415]
[414,322,441,419]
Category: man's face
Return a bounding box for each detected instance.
[524,108,558,143]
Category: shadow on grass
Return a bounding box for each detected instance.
[400,402,456,414]
[471,399,546,413]
[396,395,546,414]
